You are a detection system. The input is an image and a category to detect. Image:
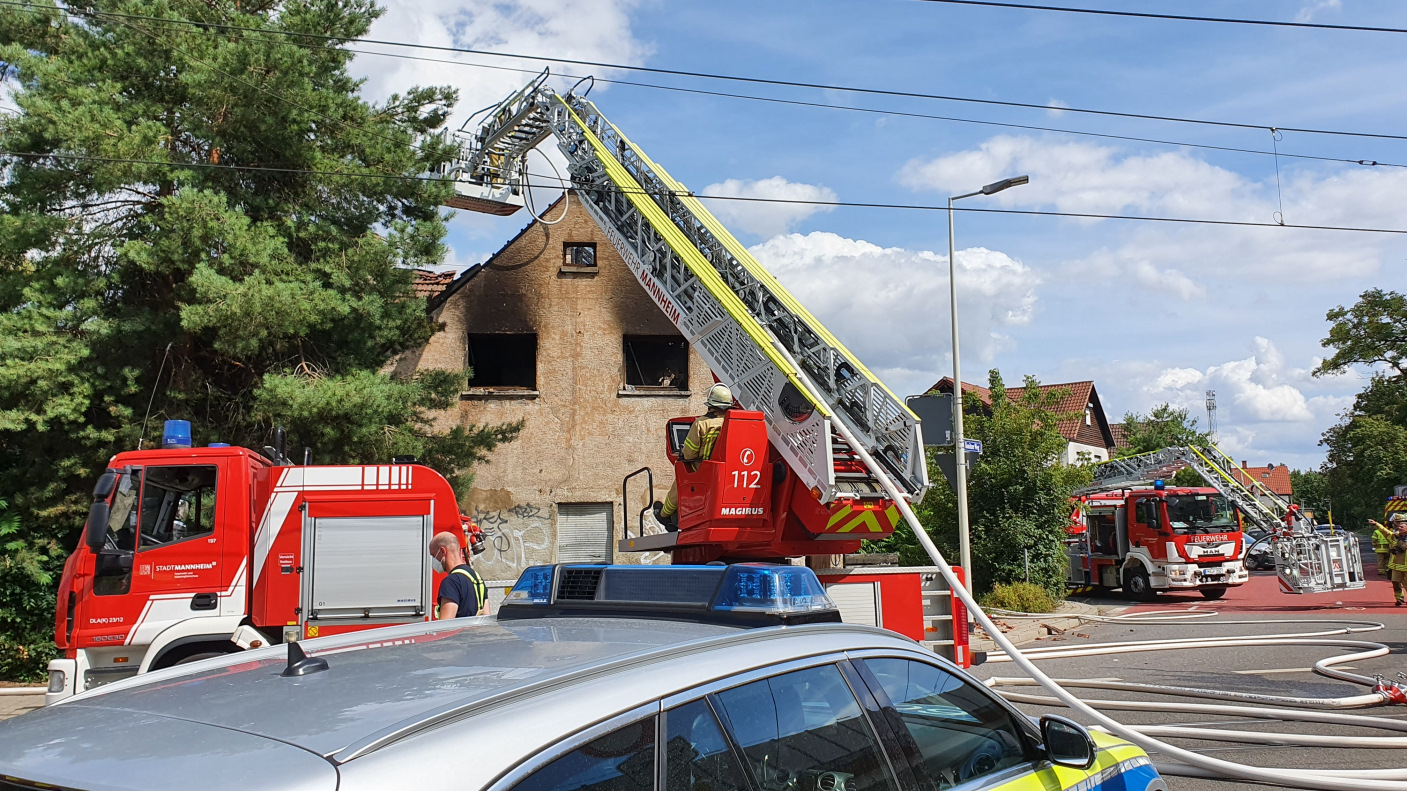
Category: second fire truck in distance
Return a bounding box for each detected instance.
[1067,482,1248,600]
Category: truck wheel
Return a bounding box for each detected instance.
[1200,587,1228,600]
[1123,568,1157,602]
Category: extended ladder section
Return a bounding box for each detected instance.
[443,79,928,504]
[1081,446,1365,594]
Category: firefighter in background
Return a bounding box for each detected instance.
[428,532,489,618]
[1369,517,1396,577]
[1390,519,1407,608]
[654,384,734,531]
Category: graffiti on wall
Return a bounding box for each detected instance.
[472,504,551,580]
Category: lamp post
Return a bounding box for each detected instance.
[948,174,1029,593]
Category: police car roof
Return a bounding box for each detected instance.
[0,616,925,791]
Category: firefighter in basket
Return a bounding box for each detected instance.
[653,384,734,532]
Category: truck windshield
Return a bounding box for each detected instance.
[1165,494,1237,534]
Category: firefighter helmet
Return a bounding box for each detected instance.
[705,384,734,410]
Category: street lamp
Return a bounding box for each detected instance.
[948,174,1029,593]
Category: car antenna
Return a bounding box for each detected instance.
[281,641,329,677]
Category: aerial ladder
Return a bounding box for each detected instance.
[1079,444,1365,594]
[439,72,928,562]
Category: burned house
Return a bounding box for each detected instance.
[400,195,712,581]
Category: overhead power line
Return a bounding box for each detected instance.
[1,0,1406,143]
[4,149,1406,236]
[334,46,1406,170]
[911,0,1407,35]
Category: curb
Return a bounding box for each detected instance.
[971,600,1120,652]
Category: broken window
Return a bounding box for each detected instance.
[623,336,688,391]
[467,334,537,390]
[563,242,597,268]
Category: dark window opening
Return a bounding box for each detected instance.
[467,334,537,390]
[624,336,689,391]
[139,466,218,548]
[564,242,597,268]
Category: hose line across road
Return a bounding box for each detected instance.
[966,577,1407,789]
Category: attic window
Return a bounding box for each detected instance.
[467,334,537,390]
[1085,405,1092,426]
[623,336,688,391]
[563,242,596,268]
[1261,473,1270,479]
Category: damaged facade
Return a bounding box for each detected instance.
[400,194,711,581]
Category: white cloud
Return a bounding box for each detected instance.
[748,232,1038,397]
[354,0,651,128]
[700,177,837,238]
[898,135,1407,282]
[1046,99,1068,117]
[1296,0,1341,23]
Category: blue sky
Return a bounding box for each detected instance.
[350,0,1407,469]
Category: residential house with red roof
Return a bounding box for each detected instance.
[929,377,1117,464]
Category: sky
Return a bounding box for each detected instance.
[348,0,1407,469]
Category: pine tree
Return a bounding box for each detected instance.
[0,0,519,678]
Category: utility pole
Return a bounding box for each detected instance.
[1205,390,1218,444]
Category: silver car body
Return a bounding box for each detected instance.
[0,610,1162,791]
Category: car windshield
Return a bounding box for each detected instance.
[1165,494,1237,534]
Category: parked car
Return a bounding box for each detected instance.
[0,564,1165,791]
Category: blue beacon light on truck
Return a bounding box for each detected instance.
[162,420,192,449]
[500,564,839,625]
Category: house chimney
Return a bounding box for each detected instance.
[1242,460,1247,468]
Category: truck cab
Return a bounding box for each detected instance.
[1068,484,1248,601]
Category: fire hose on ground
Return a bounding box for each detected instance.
[825,411,1407,790]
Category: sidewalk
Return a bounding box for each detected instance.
[970,599,1123,653]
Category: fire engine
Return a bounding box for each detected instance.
[1067,483,1248,600]
[47,425,481,703]
[1080,445,1364,596]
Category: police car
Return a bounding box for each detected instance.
[0,564,1165,791]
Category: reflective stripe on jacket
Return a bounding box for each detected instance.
[451,566,488,614]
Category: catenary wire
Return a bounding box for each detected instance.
[909,0,1407,35]
[2,0,1407,143]
[9,0,1400,169]
[6,149,1407,236]
[331,45,1407,170]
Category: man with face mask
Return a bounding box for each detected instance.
[428,532,488,618]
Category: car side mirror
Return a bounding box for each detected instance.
[1041,715,1097,770]
[84,501,110,552]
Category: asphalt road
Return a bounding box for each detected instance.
[969,565,1407,790]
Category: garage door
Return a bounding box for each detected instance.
[556,503,613,564]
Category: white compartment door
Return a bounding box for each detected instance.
[556,503,612,564]
[309,516,429,619]
[825,581,882,628]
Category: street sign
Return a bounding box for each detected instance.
[904,394,953,447]
[963,439,983,454]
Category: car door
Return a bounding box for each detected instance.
[852,656,1035,790]
[125,464,226,645]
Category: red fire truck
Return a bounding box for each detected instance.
[47,427,476,704]
[1067,482,1249,601]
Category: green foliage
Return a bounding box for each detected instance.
[0,0,519,678]
[1116,403,1210,457]
[979,582,1059,614]
[1315,288,1407,378]
[0,499,60,679]
[1170,466,1207,488]
[1313,288,1407,528]
[876,371,1092,597]
[1290,468,1331,521]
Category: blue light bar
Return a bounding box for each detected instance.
[714,565,835,614]
[504,565,554,604]
[497,564,839,626]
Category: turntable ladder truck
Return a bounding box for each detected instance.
[442,74,973,660]
[1078,445,1365,595]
